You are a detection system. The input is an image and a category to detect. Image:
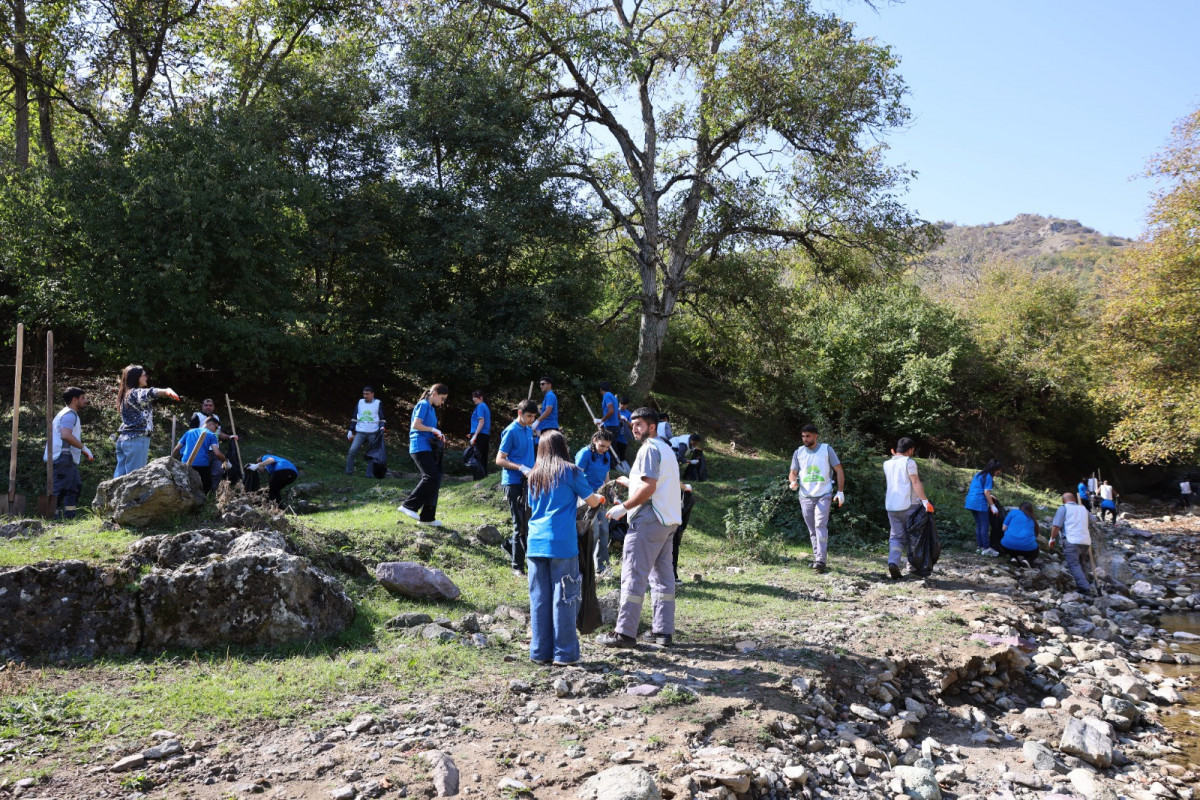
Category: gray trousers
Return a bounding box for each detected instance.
[615,512,678,637]
[800,494,832,564]
[1063,542,1093,593]
[887,503,922,566]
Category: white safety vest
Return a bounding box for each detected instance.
[45,406,82,464]
[883,455,917,512]
[1061,503,1091,545]
[356,399,382,433]
[793,443,835,498]
[631,438,682,526]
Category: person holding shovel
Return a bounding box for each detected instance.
[172,417,227,494]
[114,365,180,477]
[44,387,93,519]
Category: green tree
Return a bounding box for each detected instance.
[445,0,933,397]
[1100,108,1200,464]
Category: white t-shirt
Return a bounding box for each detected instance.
[1182,481,1192,496]
[883,455,920,511]
[1100,484,1114,501]
[1087,477,1098,494]
[656,420,673,440]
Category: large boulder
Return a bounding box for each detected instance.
[376,562,461,601]
[92,457,206,528]
[130,529,355,649]
[1058,716,1115,768]
[578,766,662,800]
[0,560,140,660]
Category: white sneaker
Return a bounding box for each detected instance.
[423,520,444,527]
[398,506,420,522]
[983,548,1000,557]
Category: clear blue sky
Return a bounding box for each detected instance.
[835,1,1200,238]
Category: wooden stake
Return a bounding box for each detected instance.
[225,394,244,472]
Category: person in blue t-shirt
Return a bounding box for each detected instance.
[246,453,298,505]
[497,399,540,574]
[533,376,559,434]
[595,382,620,432]
[999,501,1040,564]
[469,390,492,476]
[1076,479,1091,511]
[526,431,606,665]
[399,384,449,526]
[575,430,616,575]
[964,459,1003,555]
[172,416,227,494]
[613,397,633,470]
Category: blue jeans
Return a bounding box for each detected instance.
[345,432,369,474]
[1063,542,1093,593]
[528,556,581,663]
[114,436,151,477]
[972,509,990,549]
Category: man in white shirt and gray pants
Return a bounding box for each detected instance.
[788,423,844,574]
[883,437,934,580]
[1049,492,1094,595]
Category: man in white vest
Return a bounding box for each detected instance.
[346,385,385,475]
[44,387,93,519]
[883,437,934,580]
[787,423,845,574]
[1048,492,1094,595]
[598,407,682,648]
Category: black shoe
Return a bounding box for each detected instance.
[512,567,526,577]
[597,632,637,648]
[640,630,673,647]
[814,562,827,574]
[501,540,513,557]
[888,563,902,580]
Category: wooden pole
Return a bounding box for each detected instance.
[224,394,244,473]
[43,331,53,495]
[580,395,603,431]
[7,323,23,507]
[170,415,177,457]
[527,381,534,400]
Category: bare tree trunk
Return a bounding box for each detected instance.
[12,0,30,169]
[629,298,669,401]
[34,71,59,168]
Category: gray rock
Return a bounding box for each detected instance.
[1022,740,1060,772]
[92,456,206,527]
[599,589,620,625]
[0,519,43,538]
[498,778,530,792]
[474,525,504,545]
[111,754,146,772]
[851,704,886,722]
[142,739,182,759]
[1067,767,1118,800]
[290,482,323,498]
[422,750,460,797]
[330,786,357,800]
[576,767,662,796]
[1059,717,1114,768]
[376,561,461,601]
[1100,695,1139,730]
[386,612,434,629]
[422,624,457,642]
[893,765,941,800]
[346,713,375,733]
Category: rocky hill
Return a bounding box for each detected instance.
[913,214,1138,292]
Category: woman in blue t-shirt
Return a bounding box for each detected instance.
[964,459,1003,555]
[999,500,1039,564]
[399,384,449,526]
[526,431,605,666]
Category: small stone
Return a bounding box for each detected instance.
[142,739,183,759]
[783,765,809,784]
[735,640,757,653]
[111,754,146,772]
[851,704,885,722]
[330,786,357,800]
[508,679,531,694]
[611,751,634,763]
[386,612,434,629]
[554,677,571,698]
[1059,716,1114,768]
[497,777,530,792]
[346,713,375,733]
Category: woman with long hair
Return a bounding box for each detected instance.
[999,500,1040,565]
[114,365,180,477]
[526,431,605,665]
[399,384,448,526]
[964,458,1003,555]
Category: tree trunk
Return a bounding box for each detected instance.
[12,0,31,169]
[34,75,59,169]
[628,298,669,401]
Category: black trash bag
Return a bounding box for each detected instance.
[224,443,244,485]
[463,445,486,481]
[906,504,941,576]
[575,499,603,634]
[244,466,261,493]
[365,431,387,479]
[988,499,1006,551]
[672,487,698,579]
[683,448,708,481]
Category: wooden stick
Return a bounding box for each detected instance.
[170,416,177,457]
[527,381,534,400]
[44,331,53,495]
[7,323,23,502]
[224,394,244,472]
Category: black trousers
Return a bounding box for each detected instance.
[504,482,530,570]
[192,465,214,494]
[612,441,628,464]
[268,468,297,505]
[999,545,1039,563]
[402,450,442,522]
[474,434,490,476]
[52,453,82,518]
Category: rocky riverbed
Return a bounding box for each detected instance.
[0,508,1197,800]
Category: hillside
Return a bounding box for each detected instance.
[912,213,1137,292]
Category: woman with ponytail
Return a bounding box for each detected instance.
[114,365,180,477]
[399,384,449,525]
[526,431,605,665]
[964,458,1003,555]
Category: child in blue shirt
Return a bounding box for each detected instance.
[399,384,449,525]
[534,377,559,432]
[246,453,298,505]
[470,390,492,476]
[172,417,226,494]
[999,501,1040,564]
[575,430,616,574]
[497,399,540,574]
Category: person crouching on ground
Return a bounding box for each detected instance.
[527,431,606,665]
[1048,492,1094,596]
[399,384,448,526]
[883,437,935,580]
[965,458,1003,556]
[999,501,1040,565]
[246,453,298,506]
[787,423,845,574]
[598,407,682,649]
[173,416,227,494]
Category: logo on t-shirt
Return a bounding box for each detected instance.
[802,464,825,484]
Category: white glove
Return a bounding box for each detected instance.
[531,422,540,432]
[246,463,260,471]
[430,428,443,439]
[835,491,845,507]
[606,503,628,521]
[518,464,531,476]
[989,504,999,515]
[347,430,354,441]
[593,418,602,425]
[689,459,699,464]
[82,445,93,461]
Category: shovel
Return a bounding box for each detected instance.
[3,323,26,517]
[35,331,56,519]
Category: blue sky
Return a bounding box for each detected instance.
[835,1,1200,238]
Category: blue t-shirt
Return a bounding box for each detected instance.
[179,428,218,468]
[540,390,559,429]
[498,420,535,486]
[471,402,491,436]
[409,399,439,454]
[527,468,594,558]
[263,454,296,474]
[600,391,619,428]
[1077,482,1089,500]
[964,472,994,512]
[574,446,613,491]
[1001,508,1037,552]
[615,409,632,444]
